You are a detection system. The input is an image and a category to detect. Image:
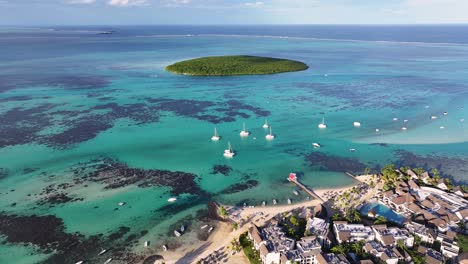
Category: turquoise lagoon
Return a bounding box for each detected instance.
[0,26,468,263]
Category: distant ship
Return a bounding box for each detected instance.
[265,127,275,140]
[223,141,235,158]
[318,117,327,129]
[240,122,250,137]
[263,119,269,129]
[211,127,220,141]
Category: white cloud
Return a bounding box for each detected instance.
[107,0,149,6]
[161,0,191,7]
[67,0,96,4]
[244,1,264,8]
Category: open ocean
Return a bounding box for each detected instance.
[1,25,468,263]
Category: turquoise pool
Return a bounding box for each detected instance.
[360,202,406,225]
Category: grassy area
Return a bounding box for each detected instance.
[166,55,308,76]
[457,234,468,252]
[239,232,261,264]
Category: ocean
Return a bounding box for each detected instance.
[0,25,467,263]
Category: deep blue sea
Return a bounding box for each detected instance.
[0,25,467,263]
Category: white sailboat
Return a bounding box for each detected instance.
[265,126,275,140]
[262,119,269,129]
[318,117,327,129]
[211,127,220,141]
[240,122,250,137]
[223,141,235,158]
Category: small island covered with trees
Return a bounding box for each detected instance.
[165,55,308,76]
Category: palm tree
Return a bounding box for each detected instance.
[396,239,406,250]
[374,216,387,224]
[351,241,364,256]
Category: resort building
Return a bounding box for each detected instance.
[419,172,432,184]
[420,247,444,264]
[452,186,466,197]
[321,253,350,264]
[281,237,324,264]
[333,221,375,244]
[363,241,402,264]
[436,233,460,259]
[306,217,331,247]
[404,221,436,243]
[371,225,414,247]
[406,169,419,180]
[436,179,448,190]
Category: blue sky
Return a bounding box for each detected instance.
[1,0,468,25]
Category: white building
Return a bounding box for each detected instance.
[404,221,435,244]
[306,217,330,247]
[372,225,414,247]
[333,221,375,244]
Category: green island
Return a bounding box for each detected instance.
[165,55,308,76]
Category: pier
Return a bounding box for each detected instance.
[287,173,324,202]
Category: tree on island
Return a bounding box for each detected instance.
[381,164,399,190]
[413,167,425,176]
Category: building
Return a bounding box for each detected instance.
[333,221,374,244]
[425,248,444,264]
[281,236,324,264]
[372,225,414,247]
[405,221,435,243]
[363,241,401,264]
[306,217,330,247]
[321,253,350,264]
[419,172,432,184]
[436,233,460,259]
[436,179,448,190]
[453,186,465,197]
[406,169,419,180]
[248,223,293,264]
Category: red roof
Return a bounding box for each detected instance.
[288,173,297,181]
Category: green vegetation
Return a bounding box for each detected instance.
[381,164,399,190]
[330,241,368,258]
[281,214,307,240]
[218,206,228,218]
[457,234,468,253]
[239,232,261,264]
[374,216,387,225]
[166,55,308,76]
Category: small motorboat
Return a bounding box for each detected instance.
[262,201,266,207]
[167,197,177,202]
[174,230,181,237]
[375,129,380,132]
[440,126,445,129]
[349,148,356,152]
[431,116,437,120]
[461,118,465,122]
[393,117,398,121]
[293,190,299,196]
[98,249,107,256]
[104,258,112,264]
[353,121,361,127]
[208,226,214,233]
[144,241,149,247]
[401,127,407,131]
[312,143,321,148]
[200,225,208,229]
[273,199,277,205]
[118,202,125,206]
[404,119,409,123]
[180,225,185,232]
[443,112,448,116]
[75,262,84,264]
[287,198,292,205]
[163,245,168,251]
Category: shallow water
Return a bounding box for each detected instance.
[0,25,468,263]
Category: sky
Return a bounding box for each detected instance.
[1,0,468,25]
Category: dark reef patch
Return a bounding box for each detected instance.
[0,95,33,102]
[0,168,8,179]
[395,150,468,184]
[38,193,83,206]
[78,159,206,196]
[221,180,259,194]
[210,165,232,176]
[305,152,367,173]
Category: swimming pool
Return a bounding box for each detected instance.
[360,202,406,225]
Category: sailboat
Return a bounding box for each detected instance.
[318,117,327,129]
[223,141,235,158]
[211,127,220,141]
[240,122,250,137]
[262,119,269,129]
[265,126,275,140]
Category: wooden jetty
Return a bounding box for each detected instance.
[287,173,324,202]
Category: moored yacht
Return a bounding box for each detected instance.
[118,202,125,206]
[265,127,275,140]
[401,127,407,130]
[440,126,445,129]
[287,198,292,204]
[200,225,208,229]
[293,190,299,196]
[144,241,149,247]
[312,143,321,148]
[167,197,177,202]
[211,127,220,141]
[208,226,214,233]
[273,199,277,205]
[239,122,250,137]
[223,141,235,158]
[174,230,181,237]
[75,261,84,264]
[163,245,168,251]
[104,258,112,264]
[349,148,356,152]
[98,249,107,256]
[262,119,269,129]
[353,121,361,127]
[180,225,185,232]
[431,115,437,120]
[318,117,327,129]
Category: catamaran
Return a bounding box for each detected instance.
[211,127,220,141]
[265,126,275,140]
[223,141,235,158]
[263,119,269,129]
[240,122,250,137]
[318,117,327,129]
